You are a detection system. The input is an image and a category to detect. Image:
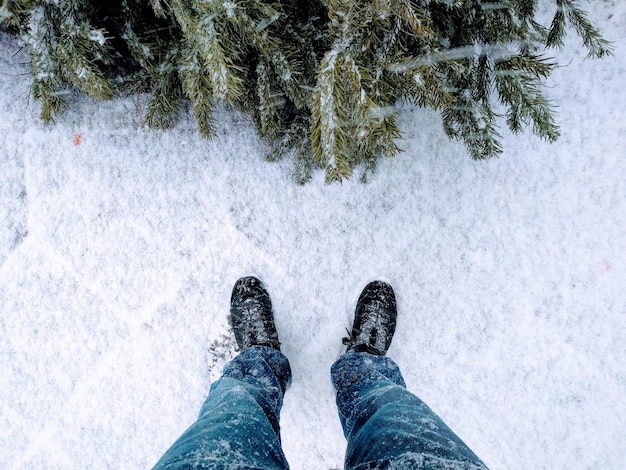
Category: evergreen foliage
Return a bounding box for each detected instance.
[1,0,611,183]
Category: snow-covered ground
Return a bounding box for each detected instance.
[1,3,625,469]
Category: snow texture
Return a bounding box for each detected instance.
[1,2,625,469]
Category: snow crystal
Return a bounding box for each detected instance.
[75,65,88,80]
[88,29,106,46]
[223,2,236,18]
[0,5,12,22]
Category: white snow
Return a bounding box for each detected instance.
[0,6,12,23]
[1,2,625,469]
[88,29,106,46]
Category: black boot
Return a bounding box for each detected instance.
[229,276,281,351]
[343,281,397,356]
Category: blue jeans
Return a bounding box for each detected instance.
[153,347,487,469]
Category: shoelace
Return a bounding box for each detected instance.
[235,302,280,349]
[342,304,393,355]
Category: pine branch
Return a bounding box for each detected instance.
[121,0,157,72]
[169,0,245,103]
[256,60,285,139]
[145,51,184,130]
[179,46,217,138]
[312,50,345,181]
[149,0,167,19]
[258,39,306,109]
[442,52,503,160]
[3,0,613,182]
[266,112,317,184]
[1,0,21,28]
[495,53,559,142]
[396,0,432,38]
[56,23,113,100]
[564,1,612,58]
[24,5,66,121]
[443,100,503,160]
[196,15,244,102]
[547,2,568,48]
[547,0,612,58]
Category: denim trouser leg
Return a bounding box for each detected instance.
[153,346,291,470]
[331,352,488,470]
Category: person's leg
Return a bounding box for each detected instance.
[332,351,487,469]
[334,281,487,469]
[154,346,291,469]
[153,277,290,470]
